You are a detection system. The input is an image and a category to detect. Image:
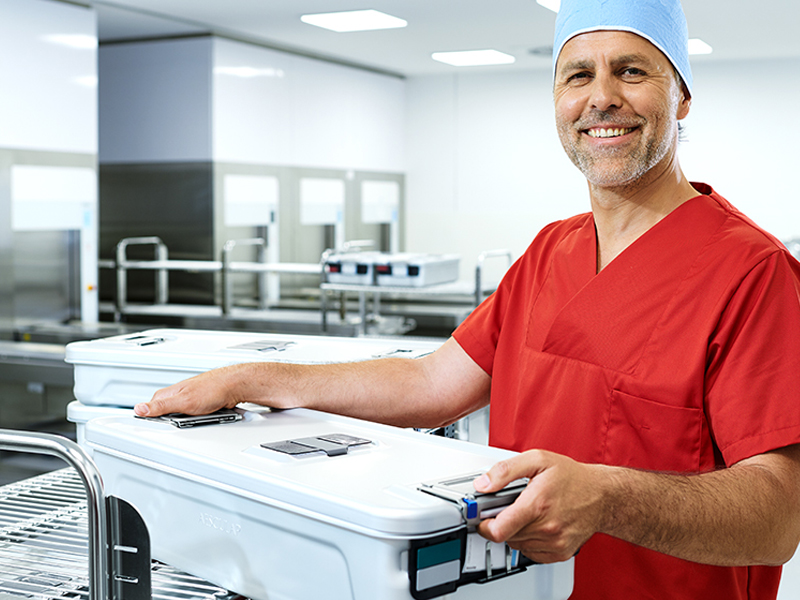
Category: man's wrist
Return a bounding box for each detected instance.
[592,464,636,539]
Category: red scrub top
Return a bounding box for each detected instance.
[453,184,800,600]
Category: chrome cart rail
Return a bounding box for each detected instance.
[0,430,243,600]
[0,430,107,600]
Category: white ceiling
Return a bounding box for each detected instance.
[91,0,800,77]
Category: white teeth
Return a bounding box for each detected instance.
[587,127,634,138]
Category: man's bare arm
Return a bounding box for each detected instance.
[475,444,800,567]
[134,337,491,430]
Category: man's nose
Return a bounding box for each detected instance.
[588,74,623,112]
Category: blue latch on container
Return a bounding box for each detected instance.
[462,498,478,520]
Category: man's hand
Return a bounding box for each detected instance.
[134,364,251,417]
[474,449,609,564]
[474,445,800,567]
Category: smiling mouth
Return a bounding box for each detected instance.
[586,127,636,139]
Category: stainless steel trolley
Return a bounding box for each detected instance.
[0,429,243,600]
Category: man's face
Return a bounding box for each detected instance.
[553,31,690,189]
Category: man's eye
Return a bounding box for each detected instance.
[622,67,646,77]
[567,72,591,83]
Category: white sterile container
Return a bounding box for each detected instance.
[65,329,443,408]
[83,408,574,600]
[375,254,460,288]
[324,251,383,284]
[66,400,130,452]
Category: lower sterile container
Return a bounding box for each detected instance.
[66,400,129,452]
[83,407,574,600]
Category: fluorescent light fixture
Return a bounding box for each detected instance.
[688,38,713,55]
[536,0,561,12]
[214,66,285,78]
[431,49,516,67]
[300,9,407,32]
[41,34,97,49]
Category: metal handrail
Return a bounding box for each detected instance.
[221,237,266,315]
[341,239,374,253]
[111,237,322,315]
[116,236,168,313]
[475,249,513,306]
[0,430,108,600]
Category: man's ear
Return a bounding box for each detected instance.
[677,86,691,120]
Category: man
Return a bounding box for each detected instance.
[135,0,800,597]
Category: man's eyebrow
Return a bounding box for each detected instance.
[609,53,655,68]
[558,53,656,75]
[558,59,594,74]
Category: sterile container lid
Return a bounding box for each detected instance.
[84,408,515,537]
[66,400,130,425]
[65,328,442,372]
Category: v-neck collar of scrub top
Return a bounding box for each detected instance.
[526,189,726,374]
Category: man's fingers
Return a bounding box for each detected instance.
[134,379,205,417]
[133,402,152,416]
[508,541,577,565]
[134,389,183,417]
[474,449,548,493]
[477,484,543,542]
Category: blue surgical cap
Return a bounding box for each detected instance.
[553,0,693,97]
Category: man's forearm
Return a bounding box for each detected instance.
[243,354,481,428]
[137,337,491,429]
[599,446,800,566]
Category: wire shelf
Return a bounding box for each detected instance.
[0,468,243,600]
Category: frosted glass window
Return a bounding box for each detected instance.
[361,180,399,224]
[300,178,344,225]
[224,174,279,226]
[11,165,96,231]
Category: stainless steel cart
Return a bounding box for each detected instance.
[0,429,243,600]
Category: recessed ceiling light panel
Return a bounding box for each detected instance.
[300,9,407,33]
[536,0,561,12]
[688,38,713,55]
[214,66,285,78]
[431,49,516,67]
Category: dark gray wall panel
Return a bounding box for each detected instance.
[99,162,214,304]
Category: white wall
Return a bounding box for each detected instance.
[212,38,405,172]
[681,58,800,242]
[100,36,406,173]
[404,58,800,277]
[405,69,585,278]
[0,0,97,154]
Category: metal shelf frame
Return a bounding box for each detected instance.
[111,236,322,318]
[106,237,513,337]
[0,429,242,600]
[320,249,513,335]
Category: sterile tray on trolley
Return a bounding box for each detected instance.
[65,328,443,408]
[83,407,574,600]
[64,328,487,445]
